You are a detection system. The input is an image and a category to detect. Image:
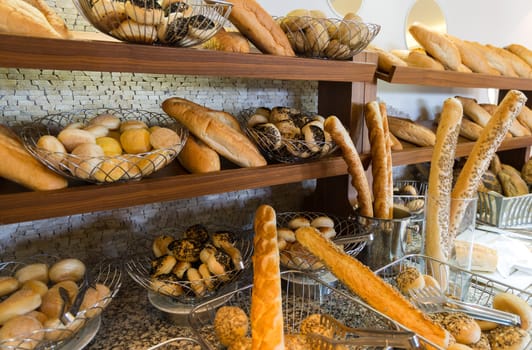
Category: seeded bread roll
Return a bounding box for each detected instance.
[408,23,461,71]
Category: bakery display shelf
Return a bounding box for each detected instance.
[0,33,376,82]
[376,65,532,90]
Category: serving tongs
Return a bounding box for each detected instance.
[59,272,91,325]
[307,314,422,350]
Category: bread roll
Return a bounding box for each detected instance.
[493,292,532,331]
[57,128,96,152]
[15,263,49,284]
[0,289,41,325]
[294,226,450,348]
[224,0,294,56]
[367,46,407,73]
[20,280,48,298]
[40,280,78,319]
[522,157,532,185]
[408,23,461,71]
[0,125,68,191]
[387,116,436,147]
[323,116,373,217]
[202,28,251,53]
[162,98,266,168]
[456,96,492,127]
[48,258,86,283]
[177,135,221,173]
[404,50,445,71]
[0,314,44,349]
[505,44,532,67]
[516,105,532,133]
[89,113,121,130]
[459,118,484,141]
[440,312,481,344]
[0,276,19,297]
[251,204,284,349]
[498,164,529,197]
[446,35,500,75]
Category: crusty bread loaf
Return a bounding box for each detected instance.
[323,116,373,217]
[224,0,294,56]
[480,102,530,137]
[367,46,407,73]
[295,226,450,349]
[251,204,284,350]
[389,131,403,150]
[379,102,394,220]
[459,118,484,141]
[505,43,532,67]
[177,134,221,173]
[0,289,42,325]
[523,157,532,185]
[408,23,461,71]
[469,42,518,77]
[486,44,532,78]
[162,98,266,168]
[0,125,68,191]
[498,164,529,197]
[22,0,70,38]
[450,90,527,235]
[456,96,492,127]
[404,50,445,70]
[516,105,532,132]
[446,35,500,75]
[425,97,463,265]
[387,116,436,147]
[202,28,250,53]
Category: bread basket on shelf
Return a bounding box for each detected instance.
[72,0,232,46]
[0,255,122,350]
[477,191,532,228]
[276,16,380,60]
[20,108,187,184]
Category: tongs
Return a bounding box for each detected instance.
[59,273,90,324]
[307,314,422,350]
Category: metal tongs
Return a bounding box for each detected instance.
[59,272,90,324]
[306,314,422,350]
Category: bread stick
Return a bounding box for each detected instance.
[379,102,393,219]
[251,205,284,350]
[323,116,373,217]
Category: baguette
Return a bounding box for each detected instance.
[162,98,266,168]
[389,131,403,150]
[224,0,294,56]
[387,116,436,147]
[459,118,484,141]
[498,164,529,197]
[446,35,500,75]
[294,226,450,349]
[380,102,394,220]
[202,28,250,53]
[455,96,492,127]
[450,90,527,235]
[323,116,373,217]
[486,44,532,78]
[479,102,530,137]
[21,0,70,38]
[505,43,532,67]
[469,42,518,77]
[177,134,221,173]
[0,0,66,39]
[516,105,532,132]
[367,46,407,73]
[408,23,461,71]
[0,125,68,191]
[251,204,284,350]
[404,50,445,71]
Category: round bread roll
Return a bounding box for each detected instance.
[522,158,532,185]
[487,326,530,350]
[69,143,105,179]
[149,127,181,149]
[120,128,152,154]
[39,280,79,320]
[83,124,109,138]
[25,310,47,325]
[48,258,86,283]
[0,289,42,325]
[300,313,334,338]
[395,266,425,294]
[42,317,76,342]
[422,274,442,290]
[287,216,311,230]
[277,227,296,243]
[214,306,249,347]
[228,336,252,350]
[0,276,20,297]
[476,319,499,331]
[89,113,121,130]
[441,312,481,345]
[310,216,335,228]
[0,315,44,349]
[96,136,123,156]
[15,263,49,284]
[493,292,532,330]
[64,122,84,130]
[21,280,49,298]
[36,135,67,165]
[119,120,148,133]
[57,128,96,152]
[124,0,164,25]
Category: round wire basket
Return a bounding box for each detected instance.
[276,16,380,60]
[276,211,371,273]
[238,107,337,164]
[0,255,122,350]
[125,225,253,304]
[20,108,188,184]
[73,0,232,46]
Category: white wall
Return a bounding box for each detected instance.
[257,0,532,120]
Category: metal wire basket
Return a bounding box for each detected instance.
[125,226,253,304]
[276,16,380,60]
[20,108,187,184]
[0,255,122,350]
[238,108,336,163]
[188,270,418,349]
[73,0,232,46]
[146,337,202,349]
[276,212,371,273]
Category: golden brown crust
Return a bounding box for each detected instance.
[408,23,461,71]
[387,116,436,147]
[251,205,284,350]
[498,164,529,197]
[0,0,65,39]
[404,50,445,70]
[323,116,373,217]
[516,105,532,132]
[367,46,407,73]
[202,28,251,53]
[21,0,70,38]
[505,44,532,67]
[486,45,532,78]
[177,135,221,173]
[446,35,500,75]
[470,42,519,77]
[294,226,450,348]
[459,118,484,141]
[214,306,250,347]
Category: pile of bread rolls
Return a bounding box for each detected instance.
[0,258,112,349]
[369,23,532,78]
[33,111,183,183]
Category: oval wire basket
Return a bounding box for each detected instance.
[73,0,232,46]
[125,226,253,304]
[0,255,122,350]
[20,108,188,184]
[276,16,380,60]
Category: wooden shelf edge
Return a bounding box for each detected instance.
[376,66,532,90]
[0,157,349,224]
[0,33,376,82]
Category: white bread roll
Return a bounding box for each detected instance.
[57,128,96,152]
[15,263,49,284]
[177,135,221,173]
[0,314,44,349]
[0,276,20,297]
[48,258,86,283]
[0,289,41,325]
[493,292,532,331]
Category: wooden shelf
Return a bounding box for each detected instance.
[376,66,532,90]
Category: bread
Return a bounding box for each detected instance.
[40,280,78,319]
[0,289,41,325]
[48,258,86,283]
[523,157,532,185]
[395,266,425,294]
[486,44,532,78]
[323,116,373,217]
[516,105,532,132]
[251,204,284,350]
[387,116,436,147]
[404,50,445,70]
[224,0,294,56]
[469,41,518,77]
[367,46,407,73]
[487,326,530,350]
[408,23,461,71]
[456,96,492,127]
[15,263,49,284]
[57,128,96,152]
[505,44,532,67]
[454,240,498,272]
[0,276,19,297]
[0,125,68,191]
[214,306,249,347]
[440,312,481,344]
[425,98,463,266]
[20,280,48,298]
[294,226,450,348]
[493,292,532,331]
[0,314,44,348]
[202,28,251,53]
[498,164,529,197]
[22,0,70,38]
[177,134,221,173]
[459,118,484,141]
[162,97,266,168]
[446,35,500,75]
[450,90,527,236]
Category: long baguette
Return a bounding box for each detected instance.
[450,90,527,236]
[162,98,266,168]
[408,23,461,71]
[323,116,373,217]
[387,116,436,147]
[505,43,532,67]
[380,102,394,219]
[251,205,284,350]
[0,0,65,39]
[295,226,450,349]
[446,35,500,75]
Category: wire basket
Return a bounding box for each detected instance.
[0,255,122,350]
[238,107,336,163]
[276,212,370,273]
[73,0,232,46]
[20,108,187,184]
[125,226,253,304]
[477,191,532,228]
[188,270,417,349]
[276,16,380,60]
[146,337,202,349]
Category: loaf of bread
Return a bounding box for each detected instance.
[224,0,294,56]
[486,44,532,78]
[505,43,532,67]
[403,50,445,70]
[294,226,450,348]
[468,41,518,77]
[367,46,407,73]
[446,35,500,75]
[523,157,532,185]
[498,164,529,197]
[202,28,251,53]
[389,131,403,150]
[0,125,68,191]
[480,102,530,137]
[458,118,484,141]
[517,105,532,132]
[177,134,221,173]
[0,289,42,325]
[456,96,492,127]
[387,116,436,147]
[251,204,284,350]
[162,98,266,168]
[22,0,70,38]
[408,23,461,71]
